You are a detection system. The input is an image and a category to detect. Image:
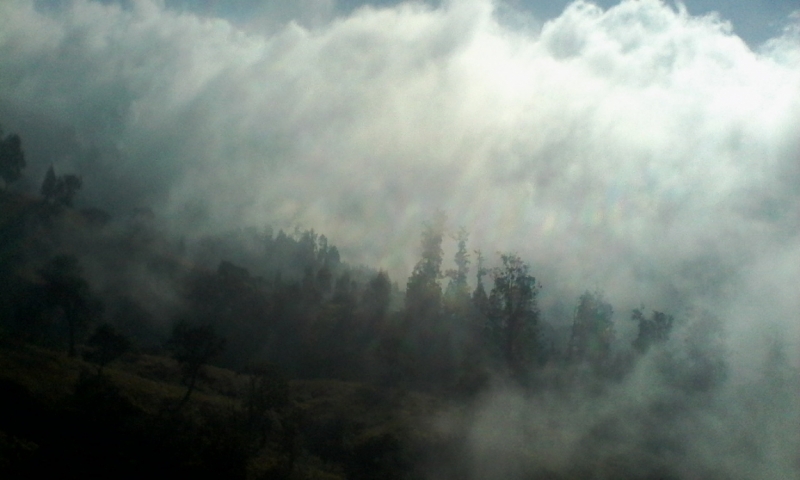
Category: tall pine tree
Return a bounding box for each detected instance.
[487,254,541,377]
[405,212,446,324]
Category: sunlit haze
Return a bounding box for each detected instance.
[1,1,799,477]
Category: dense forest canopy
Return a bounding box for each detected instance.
[1,1,799,479]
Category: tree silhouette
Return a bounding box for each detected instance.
[632,308,674,353]
[0,127,25,188]
[361,271,392,328]
[405,212,446,323]
[487,253,541,376]
[39,255,100,356]
[40,165,82,207]
[568,290,614,365]
[40,165,57,199]
[471,249,489,316]
[403,212,449,384]
[444,228,471,317]
[83,324,131,374]
[166,320,225,411]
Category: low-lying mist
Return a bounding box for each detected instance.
[430,316,799,479]
[0,1,798,478]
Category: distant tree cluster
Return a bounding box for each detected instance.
[0,126,692,394]
[568,290,614,365]
[632,308,674,353]
[0,126,25,188]
[41,165,82,207]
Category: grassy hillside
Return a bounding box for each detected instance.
[0,341,445,479]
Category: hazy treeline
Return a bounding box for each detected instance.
[0,140,683,388]
[1,126,798,479]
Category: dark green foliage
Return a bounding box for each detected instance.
[295,229,320,271]
[165,320,225,410]
[361,271,392,326]
[487,254,541,376]
[38,255,101,357]
[632,309,674,353]
[568,290,614,365]
[83,324,131,374]
[319,271,360,375]
[405,211,446,322]
[444,228,470,311]
[0,128,25,188]
[40,165,82,207]
[401,213,453,386]
[184,261,271,368]
[316,263,333,297]
[471,249,489,316]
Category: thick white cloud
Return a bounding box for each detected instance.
[1,0,798,347]
[1,2,798,476]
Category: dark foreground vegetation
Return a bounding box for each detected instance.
[0,343,441,479]
[1,125,797,479]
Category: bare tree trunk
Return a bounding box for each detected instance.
[174,366,200,412]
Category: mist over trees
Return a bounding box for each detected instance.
[40,165,83,208]
[0,126,797,479]
[0,126,25,189]
[567,290,614,364]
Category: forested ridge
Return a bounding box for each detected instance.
[0,126,797,479]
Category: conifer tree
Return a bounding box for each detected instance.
[487,253,541,376]
[444,228,470,311]
[40,165,57,199]
[40,165,82,207]
[568,290,614,365]
[405,212,446,323]
[0,127,25,188]
[472,249,489,315]
[362,271,392,327]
